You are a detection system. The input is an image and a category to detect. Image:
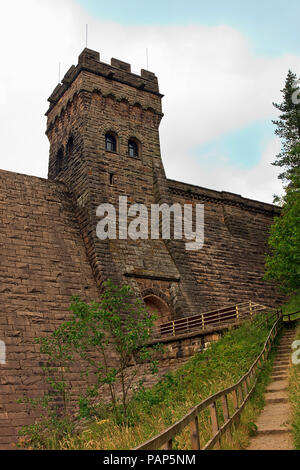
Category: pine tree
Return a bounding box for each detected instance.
[265,168,300,293]
[272,70,300,181]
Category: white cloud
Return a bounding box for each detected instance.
[0,81,5,105]
[172,137,283,203]
[0,0,298,202]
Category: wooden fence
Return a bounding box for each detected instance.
[134,310,282,451]
[151,300,268,339]
[283,310,300,323]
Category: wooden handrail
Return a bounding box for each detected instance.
[283,310,300,323]
[134,311,282,450]
[151,301,270,339]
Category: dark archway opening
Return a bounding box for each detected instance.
[143,295,171,326]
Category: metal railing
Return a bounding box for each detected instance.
[151,301,269,339]
[134,310,282,450]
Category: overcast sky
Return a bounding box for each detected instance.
[1,0,300,203]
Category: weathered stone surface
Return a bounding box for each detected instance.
[0,170,100,448]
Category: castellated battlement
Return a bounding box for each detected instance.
[47,48,161,114]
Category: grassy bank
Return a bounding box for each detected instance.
[220,347,276,450]
[42,314,276,450]
[283,291,300,321]
[289,322,300,450]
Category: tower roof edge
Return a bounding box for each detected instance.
[46,48,162,115]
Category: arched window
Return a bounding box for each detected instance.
[105,133,117,152]
[128,139,139,158]
[56,147,64,174]
[66,136,74,159]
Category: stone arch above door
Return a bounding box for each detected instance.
[143,294,171,325]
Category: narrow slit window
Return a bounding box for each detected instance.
[56,148,64,174]
[66,136,74,159]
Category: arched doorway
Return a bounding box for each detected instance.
[143,295,171,326]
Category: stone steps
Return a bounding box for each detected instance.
[270,375,288,381]
[265,397,288,404]
[274,360,290,365]
[266,380,288,392]
[265,390,287,400]
[247,432,293,450]
[272,365,288,372]
[247,330,295,450]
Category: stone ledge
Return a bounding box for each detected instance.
[168,178,281,215]
[124,269,180,282]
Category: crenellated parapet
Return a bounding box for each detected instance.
[46,48,162,116]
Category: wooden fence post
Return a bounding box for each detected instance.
[222,395,230,422]
[246,375,251,390]
[210,401,220,449]
[238,385,243,403]
[190,416,200,450]
[221,394,231,441]
[233,389,239,410]
[243,379,248,397]
[162,439,172,450]
[232,388,241,426]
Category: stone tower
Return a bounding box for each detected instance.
[46,48,199,322]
